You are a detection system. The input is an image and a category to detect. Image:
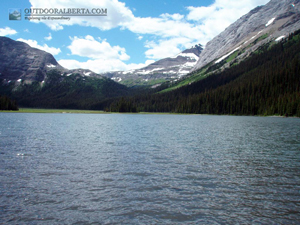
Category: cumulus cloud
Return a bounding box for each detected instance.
[0,27,17,36]
[186,0,270,43]
[67,35,130,61]
[29,0,134,31]
[145,37,194,60]
[29,0,271,70]
[59,35,155,73]
[124,15,201,39]
[17,38,61,55]
[28,0,203,61]
[44,33,52,41]
[58,58,154,73]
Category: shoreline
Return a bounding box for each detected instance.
[0,108,108,114]
[0,108,298,118]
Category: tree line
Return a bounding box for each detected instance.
[0,95,18,111]
[107,30,300,117]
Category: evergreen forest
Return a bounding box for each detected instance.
[0,95,18,111]
[107,30,300,117]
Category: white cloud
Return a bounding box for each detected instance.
[186,0,270,43]
[145,37,194,60]
[29,0,271,70]
[60,35,155,73]
[67,35,130,61]
[0,27,17,36]
[124,15,201,39]
[58,58,154,73]
[60,35,142,73]
[126,60,155,70]
[17,38,61,55]
[28,0,202,60]
[44,33,52,41]
[160,13,184,21]
[29,0,134,31]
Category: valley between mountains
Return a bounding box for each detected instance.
[0,0,300,116]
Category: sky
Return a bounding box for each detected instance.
[0,0,269,73]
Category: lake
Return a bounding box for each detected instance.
[0,113,300,224]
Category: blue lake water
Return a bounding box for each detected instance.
[0,113,300,224]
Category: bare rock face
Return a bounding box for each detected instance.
[193,0,300,71]
[0,37,64,83]
[0,37,104,84]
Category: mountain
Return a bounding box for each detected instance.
[107,29,300,116]
[0,36,106,83]
[193,0,300,71]
[104,0,300,116]
[102,0,300,88]
[101,44,203,87]
[0,36,63,83]
[0,37,129,109]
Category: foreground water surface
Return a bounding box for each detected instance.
[0,113,300,224]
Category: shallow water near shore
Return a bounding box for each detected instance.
[1,113,300,224]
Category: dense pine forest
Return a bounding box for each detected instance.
[107,30,300,117]
[0,95,18,111]
[0,71,131,110]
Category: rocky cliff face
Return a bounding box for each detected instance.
[0,37,103,85]
[0,37,64,83]
[102,44,203,87]
[193,0,300,71]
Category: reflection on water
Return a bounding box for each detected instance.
[0,113,299,224]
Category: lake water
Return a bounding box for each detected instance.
[0,113,300,224]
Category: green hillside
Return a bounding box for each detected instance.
[108,30,300,117]
[0,70,129,109]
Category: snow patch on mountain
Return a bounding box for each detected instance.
[46,64,56,68]
[112,77,122,82]
[266,17,276,27]
[215,46,241,64]
[83,71,91,76]
[275,35,285,41]
[244,31,264,44]
[171,53,199,61]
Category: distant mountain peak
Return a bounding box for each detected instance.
[101,45,203,87]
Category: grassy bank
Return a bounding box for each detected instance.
[1,108,297,117]
[0,108,107,114]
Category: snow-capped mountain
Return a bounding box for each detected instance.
[193,0,300,71]
[102,44,203,87]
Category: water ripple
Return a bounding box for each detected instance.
[0,113,300,224]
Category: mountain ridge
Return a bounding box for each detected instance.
[0,36,106,85]
[193,0,300,71]
[0,37,130,109]
[101,44,203,87]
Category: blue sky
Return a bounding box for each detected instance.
[0,0,269,73]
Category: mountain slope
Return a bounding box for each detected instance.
[0,36,63,82]
[193,0,300,71]
[0,37,130,109]
[107,30,300,116]
[102,44,203,87]
[0,36,107,83]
